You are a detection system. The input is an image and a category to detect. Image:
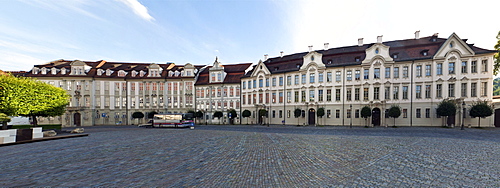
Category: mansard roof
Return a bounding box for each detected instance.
[26,59,200,79]
[195,63,252,85]
[245,34,496,76]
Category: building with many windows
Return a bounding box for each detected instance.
[195,57,252,124]
[241,32,497,127]
[26,59,201,127]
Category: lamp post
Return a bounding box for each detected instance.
[350,104,352,128]
[461,101,465,130]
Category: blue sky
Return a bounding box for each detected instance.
[0,0,498,71]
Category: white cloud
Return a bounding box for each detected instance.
[117,0,155,22]
[0,51,46,71]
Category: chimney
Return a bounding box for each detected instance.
[308,45,313,52]
[280,51,284,58]
[264,54,268,61]
[414,30,420,39]
[358,38,363,46]
[433,33,439,37]
[377,35,383,43]
[324,43,329,50]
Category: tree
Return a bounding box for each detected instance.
[213,111,223,119]
[294,108,301,126]
[436,99,457,126]
[195,110,204,119]
[387,105,401,127]
[132,112,144,119]
[360,106,372,127]
[469,100,494,128]
[227,109,237,125]
[0,74,69,127]
[493,31,500,76]
[316,107,325,126]
[0,113,11,130]
[494,78,500,96]
[242,110,251,125]
[147,111,158,119]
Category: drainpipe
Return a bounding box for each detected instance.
[410,61,414,126]
[342,66,346,126]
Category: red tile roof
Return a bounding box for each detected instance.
[195,63,252,85]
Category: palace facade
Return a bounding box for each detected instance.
[240,32,497,127]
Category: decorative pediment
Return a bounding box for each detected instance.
[448,77,457,82]
[434,33,475,59]
[70,60,86,66]
[300,51,326,71]
[460,76,469,81]
[384,81,391,85]
[436,78,443,82]
[361,43,394,66]
[251,60,271,77]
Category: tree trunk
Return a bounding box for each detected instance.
[478,118,481,128]
[32,116,38,126]
[1,122,7,130]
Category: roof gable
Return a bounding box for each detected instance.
[434,33,475,59]
[251,60,271,77]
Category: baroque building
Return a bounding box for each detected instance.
[195,57,252,124]
[241,32,497,127]
[26,59,201,127]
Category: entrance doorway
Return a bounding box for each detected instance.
[308,108,316,125]
[372,108,381,126]
[73,113,81,126]
[447,115,456,127]
[495,109,500,127]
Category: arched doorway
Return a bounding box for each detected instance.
[308,108,316,125]
[372,108,381,126]
[73,112,81,126]
[495,109,500,127]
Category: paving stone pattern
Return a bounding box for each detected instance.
[0,125,499,187]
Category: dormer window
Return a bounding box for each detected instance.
[421,50,429,56]
[168,71,174,77]
[131,71,137,77]
[41,67,47,74]
[118,70,127,77]
[174,71,180,77]
[106,69,112,76]
[274,67,279,71]
[139,70,145,77]
[296,64,301,68]
[32,68,39,74]
[392,53,399,58]
[185,71,192,76]
[96,69,102,76]
[328,60,332,64]
[355,57,361,62]
[51,68,57,75]
[61,68,66,75]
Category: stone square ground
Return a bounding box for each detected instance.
[0,125,499,187]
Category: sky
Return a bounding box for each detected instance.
[0,0,498,72]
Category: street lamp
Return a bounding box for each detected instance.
[350,104,352,128]
[461,101,465,130]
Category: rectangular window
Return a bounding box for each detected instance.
[355,109,360,118]
[364,88,369,101]
[327,110,331,118]
[385,87,390,100]
[279,92,283,103]
[416,85,422,99]
[272,78,276,87]
[248,81,251,89]
[425,65,431,76]
[336,110,340,118]
[374,87,379,100]
[436,84,442,98]
[416,65,422,77]
[374,68,380,79]
[481,82,487,96]
[437,63,443,75]
[403,109,407,118]
[482,60,488,72]
[355,70,360,80]
[346,71,352,81]
[393,86,399,100]
[301,91,306,102]
[355,88,360,101]
[449,62,455,74]
[287,110,291,118]
[471,61,477,73]
[327,72,332,82]
[301,74,306,84]
[279,77,283,86]
[403,66,409,78]
[309,90,314,102]
[461,83,467,97]
[326,89,332,102]
[364,69,369,79]
[347,88,352,101]
[425,85,431,98]
[402,86,408,99]
[335,89,341,101]
[318,73,324,83]
[294,76,298,85]
[279,110,283,118]
[416,109,421,118]
[461,61,467,73]
[242,81,246,89]
[448,84,455,97]
[309,74,315,83]
[272,93,276,103]
[335,71,341,82]
[347,109,351,118]
[259,79,263,88]
[318,90,323,102]
[425,108,430,118]
[385,67,391,78]
[287,91,291,103]
[393,67,399,78]
[253,80,257,88]
[294,91,299,102]
[471,83,477,97]
[287,76,291,85]
[266,78,269,87]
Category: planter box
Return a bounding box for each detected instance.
[0,129,17,144]
[32,127,43,139]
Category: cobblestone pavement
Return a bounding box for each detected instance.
[1,125,499,187]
